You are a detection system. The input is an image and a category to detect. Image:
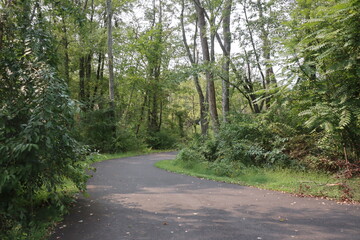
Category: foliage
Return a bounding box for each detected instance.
[1,0,360,236]
[175,148,205,168]
[156,160,360,202]
[180,113,294,170]
[0,1,88,238]
[77,109,116,153]
[146,128,179,150]
[115,126,147,152]
[283,0,360,174]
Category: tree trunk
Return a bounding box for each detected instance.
[181,0,208,135]
[91,52,104,109]
[61,19,70,85]
[222,0,232,122]
[79,56,86,104]
[85,53,92,103]
[193,0,219,132]
[257,0,276,108]
[107,0,115,110]
[147,0,163,134]
[243,3,266,90]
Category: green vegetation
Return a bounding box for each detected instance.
[87,149,175,163]
[156,159,360,202]
[1,0,359,238]
[0,149,169,240]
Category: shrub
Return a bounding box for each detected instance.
[77,109,116,153]
[209,159,243,177]
[200,138,219,162]
[115,127,147,152]
[146,129,179,150]
[176,148,205,168]
[0,62,89,238]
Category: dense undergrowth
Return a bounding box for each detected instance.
[76,108,180,153]
[169,112,360,202]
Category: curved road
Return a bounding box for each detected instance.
[50,152,360,240]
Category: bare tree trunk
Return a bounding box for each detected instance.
[107,0,115,110]
[181,0,209,135]
[243,3,266,90]
[147,0,163,134]
[222,0,232,122]
[244,50,261,113]
[106,0,116,139]
[79,56,86,104]
[193,0,219,132]
[85,54,92,103]
[106,0,115,109]
[91,52,104,109]
[257,0,276,108]
[214,24,260,114]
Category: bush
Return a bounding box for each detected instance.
[115,127,147,152]
[146,129,178,150]
[77,109,117,153]
[199,138,219,162]
[180,113,297,170]
[0,62,89,238]
[175,148,205,168]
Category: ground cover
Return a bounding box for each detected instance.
[155,159,360,203]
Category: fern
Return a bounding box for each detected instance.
[339,109,351,129]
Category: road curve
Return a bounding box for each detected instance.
[50,152,360,240]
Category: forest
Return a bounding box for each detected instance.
[0,0,359,238]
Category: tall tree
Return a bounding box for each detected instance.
[221,0,232,122]
[107,0,115,110]
[180,0,209,135]
[193,0,220,131]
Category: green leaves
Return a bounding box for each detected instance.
[0,1,89,238]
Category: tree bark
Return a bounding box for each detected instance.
[147,0,163,134]
[79,56,86,104]
[222,0,232,122]
[193,0,219,132]
[181,0,209,135]
[91,52,104,109]
[257,0,276,108]
[85,53,92,102]
[107,0,115,110]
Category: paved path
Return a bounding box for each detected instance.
[50,152,360,240]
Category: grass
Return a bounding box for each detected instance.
[155,159,360,203]
[86,149,175,163]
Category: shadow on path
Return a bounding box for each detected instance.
[50,152,360,240]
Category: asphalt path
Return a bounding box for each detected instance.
[50,152,360,240]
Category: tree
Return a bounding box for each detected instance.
[107,0,115,110]
[221,0,232,122]
[286,0,360,168]
[180,0,209,135]
[0,1,88,236]
[193,0,220,131]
